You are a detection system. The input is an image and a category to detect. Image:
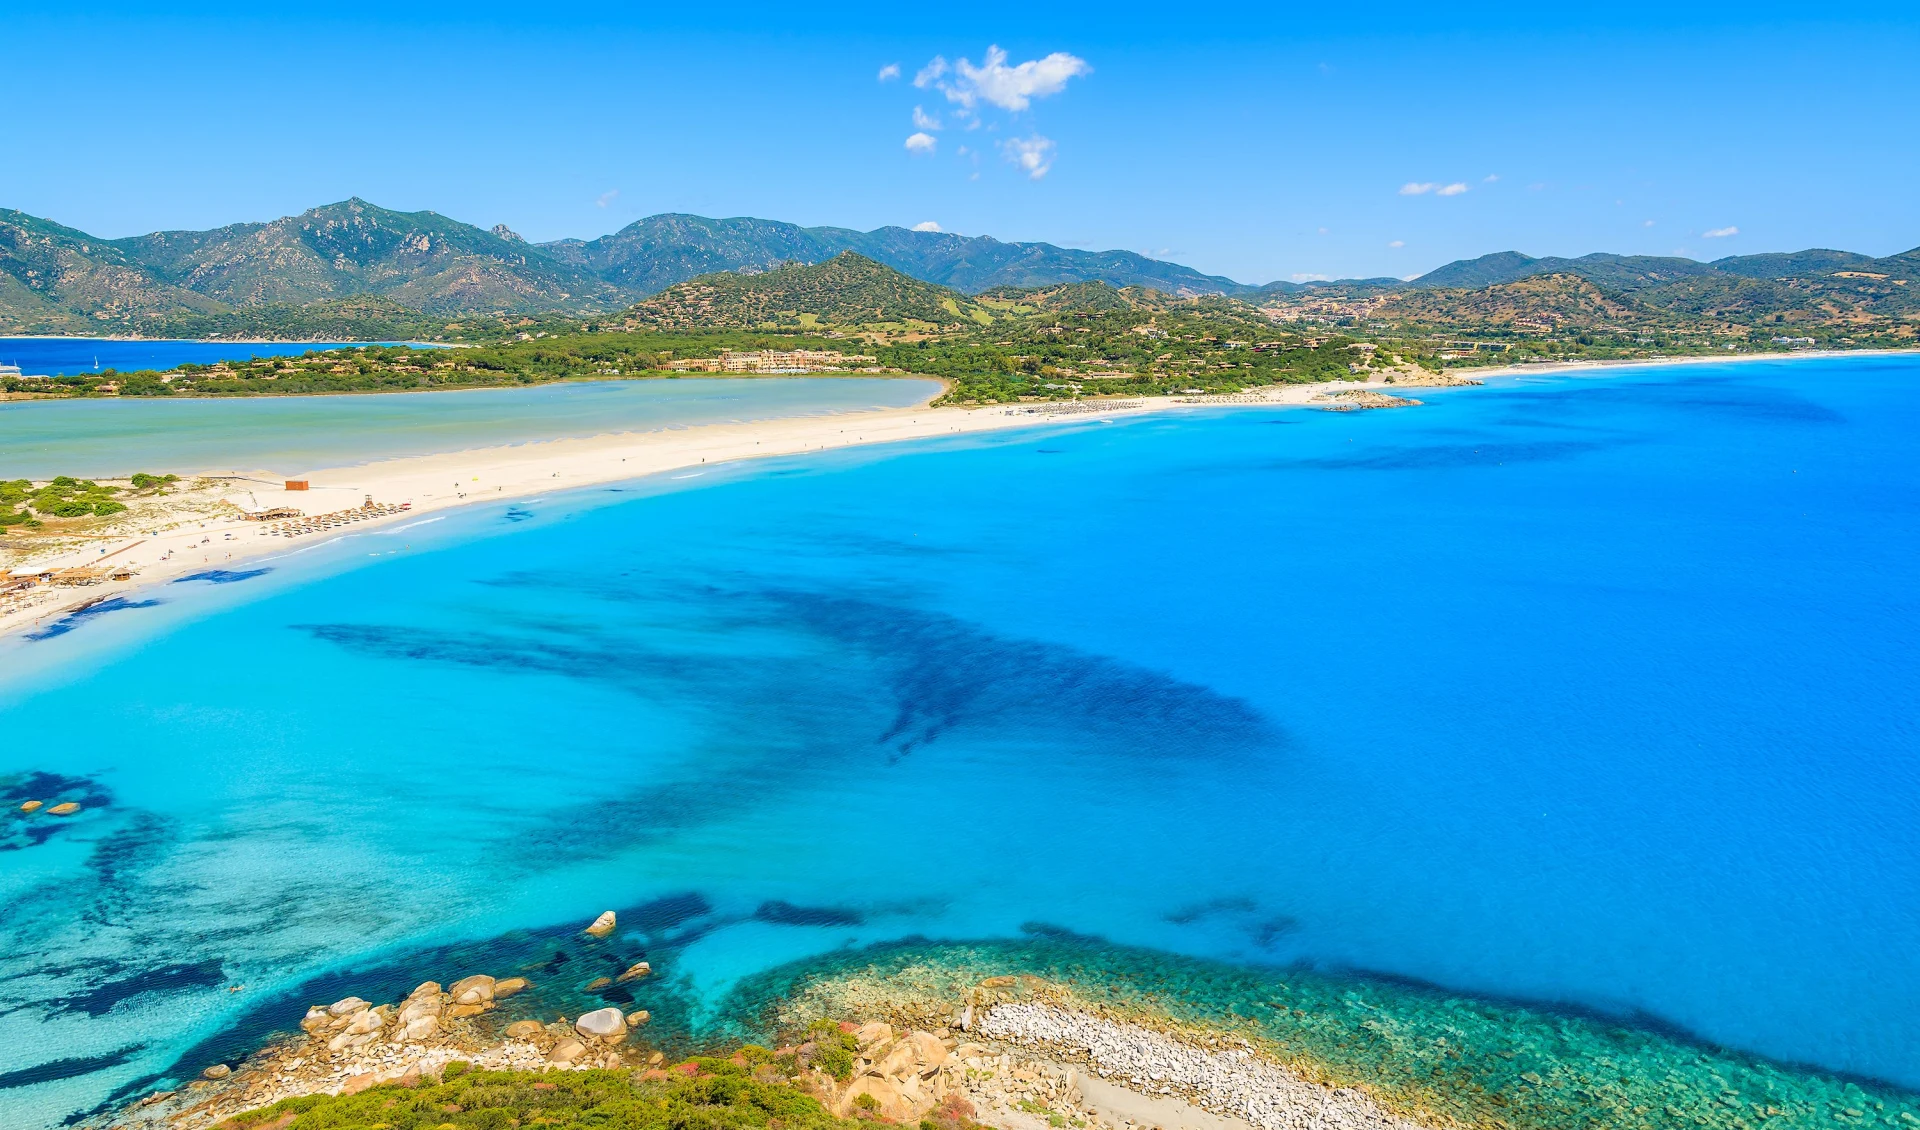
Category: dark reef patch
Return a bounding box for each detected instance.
[173,568,271,584]
[26,597,163,641]
[54,961,225,1018]
[0,1046,144,1090]
[1,770,114,849]
[755,900,865,928]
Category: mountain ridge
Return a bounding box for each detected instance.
[1,198,1914,337]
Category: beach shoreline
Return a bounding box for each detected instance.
[0,374,1439,644]
[1450,345,1918,383]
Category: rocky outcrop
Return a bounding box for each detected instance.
[584,910,617,938]
[1311,390,1422,411]
[811,1021,964,1123]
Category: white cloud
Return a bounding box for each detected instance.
[1388,240,1405,248]
[1400,182,1436,195]
[1435,182,1469,196]
[948,46,1089,110]
[877,63,901,82]
[913,57,948,87]
[1644,219,1656,227]
[595,189,619,208]
[1703,225,1740,238]
[1002,134,1057,179]
[913,105,942,130]
[1484,174,1500,183]
[912,221,942,232]
[1291,272,1331,283]
[904,132,937,154]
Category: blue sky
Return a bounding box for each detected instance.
[7,1,1917,284]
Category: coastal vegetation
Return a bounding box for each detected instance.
[213,1061,875,1130]
[0,474,174,527]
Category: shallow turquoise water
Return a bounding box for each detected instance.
[0,357,1916,1126]
[0,376,940,477]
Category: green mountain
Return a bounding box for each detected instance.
[621,252,981,330]
[542,213,1250,297]
[0,208,223,332]
[112,198,622,313]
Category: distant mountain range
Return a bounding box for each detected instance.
[0,197,1912,336]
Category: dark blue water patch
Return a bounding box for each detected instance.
[53,961,225,1018]
[84,812,174,893]
[25,597,164,641]
[1164,896,1258,925]
[754,900,865,928]
[1281,439,1609,472]
[0,771,113,849]
[505,507,535,522]
[766,591,1280,758]
[628,892,716,936]
[1036,448,1066,454]
[173,568,272,585]
[1248,917,1300,948]
[0,1046,144,1090]
[1503,374,1846,426]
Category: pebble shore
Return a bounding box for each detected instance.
[976,1003,1425,1130]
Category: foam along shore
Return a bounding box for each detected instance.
[0,374,1466,644]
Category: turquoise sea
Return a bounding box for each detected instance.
[1,356,1916,1127]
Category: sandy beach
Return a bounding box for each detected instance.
[0,374,1435,643]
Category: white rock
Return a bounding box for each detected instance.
[449,975,495,1005]
[574,1007,626,1039]
[327,996,370,1017]
[400,1015,438,1042]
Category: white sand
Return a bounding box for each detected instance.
[0,371,1465,642]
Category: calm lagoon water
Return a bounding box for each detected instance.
[0,336,370,377]
[0,356,1916,1126]
[0,376,942,478]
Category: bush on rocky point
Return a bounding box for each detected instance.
[215,1063,862,1130]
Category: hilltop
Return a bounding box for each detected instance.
[620,252,983,332]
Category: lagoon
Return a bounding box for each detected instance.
[0,336,370,378]
[0,376,943,478]
[0,356,1916,1128]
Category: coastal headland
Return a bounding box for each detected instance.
[97,930,1919,1130]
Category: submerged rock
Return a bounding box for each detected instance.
[626,1009,651,1028]
[18,800,42,812]
[617,961,651,983]
[493,977,529,998]
[48,802,81,815]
